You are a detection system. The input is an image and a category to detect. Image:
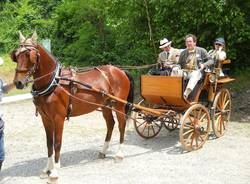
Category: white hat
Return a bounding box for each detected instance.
[159,38,172,48]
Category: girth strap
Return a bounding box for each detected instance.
[66,81,77,120]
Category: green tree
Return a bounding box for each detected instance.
[0,0,249,69]
[0,0,61,53]
[53,0,115,66]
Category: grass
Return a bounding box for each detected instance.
[0,53,31,96]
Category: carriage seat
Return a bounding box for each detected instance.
[148,68,173,76]
[214,59,231,78]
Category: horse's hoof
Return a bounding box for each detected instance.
[114,156,123,163]
[47,176,59,184]
[98,152,106,159]
[40,170,50,179]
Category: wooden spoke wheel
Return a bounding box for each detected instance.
[133,100,163,139]
[180,104,210,151]
[212,89,231,138]
[163,115,180,131]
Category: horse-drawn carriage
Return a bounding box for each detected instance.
[133,62,234,151]
[11,32,235,181]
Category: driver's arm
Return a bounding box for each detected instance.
[200,49,214,70]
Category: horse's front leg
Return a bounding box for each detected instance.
[40,117,54,179]
[48,115,65,182]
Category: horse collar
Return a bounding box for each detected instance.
[32,63,61,97]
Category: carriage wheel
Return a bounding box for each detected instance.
[133,100,163,139]
[212,89,231,138]
[163,114,180,131]
[180,104,210,151]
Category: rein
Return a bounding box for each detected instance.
[56,82,172,123]
[56,76,165,116]
[56,83,169,123]
[57,84,130,118]
[16,63,39,87]
[74,63,158,73]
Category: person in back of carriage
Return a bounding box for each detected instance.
[172,34,214,100]
[156,38,180,75]
[208,37,227,77]
[0,79,14,171]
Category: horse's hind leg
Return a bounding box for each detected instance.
[99,108,115,158]
[115,104,127,161]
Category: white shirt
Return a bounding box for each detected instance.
[208,49,226,61]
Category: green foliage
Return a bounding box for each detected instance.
[0,0,61,53]
[228,67,250,92]
[52,0,115,66]
[0,0,249,69]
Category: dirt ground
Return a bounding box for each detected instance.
[0,99,250,184]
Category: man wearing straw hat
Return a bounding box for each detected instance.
[156,38,180,75]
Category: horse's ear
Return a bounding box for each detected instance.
[31,31,38,45]
[10,50,17,62]
[19,31,26,43]
[29,50,38,64]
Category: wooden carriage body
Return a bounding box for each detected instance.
[140,75,189,110]
[140,73,234,111]
[134,63,235,151]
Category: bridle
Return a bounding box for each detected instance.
[14,42,61,96]
[14,43,40,85]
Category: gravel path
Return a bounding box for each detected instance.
[0,100,250,184]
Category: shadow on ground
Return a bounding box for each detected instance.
[0,148,100,180]
[0,128,188,180]
[125,128,186,155]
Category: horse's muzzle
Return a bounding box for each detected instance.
[14,80,25,89]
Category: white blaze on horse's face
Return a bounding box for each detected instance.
[13,31,38,89]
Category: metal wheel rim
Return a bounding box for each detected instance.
[212,89,231,138]
[133,100,163,139]
[180,104,210,151]
[163,115,180,131]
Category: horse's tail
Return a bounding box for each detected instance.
[124,70,134,115]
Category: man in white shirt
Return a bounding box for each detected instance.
[172,34,214,100]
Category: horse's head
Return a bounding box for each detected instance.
[11,31,39,89]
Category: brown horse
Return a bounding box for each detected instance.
[11,32,134,180]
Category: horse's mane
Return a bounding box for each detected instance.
[38,44,59,64]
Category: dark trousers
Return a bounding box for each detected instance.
[0,131,4,171]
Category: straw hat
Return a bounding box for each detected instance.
[159,38,172,48]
